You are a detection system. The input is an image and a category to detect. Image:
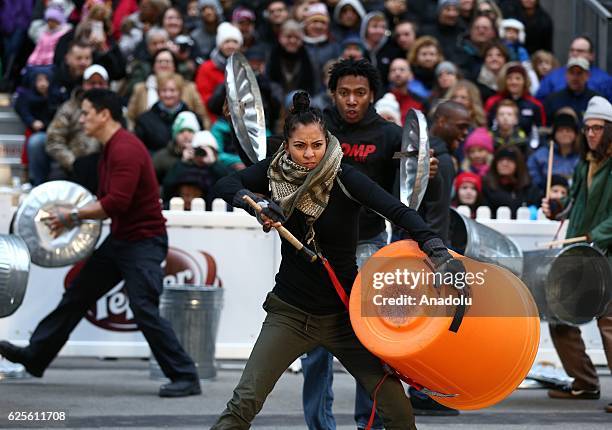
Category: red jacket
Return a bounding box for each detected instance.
[98,128,166,241]
[195,59,224,124]
[484,92,547,134]
[390,88,425,124]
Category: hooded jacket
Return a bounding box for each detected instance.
[359,11,398,88]
[324,105,402,240]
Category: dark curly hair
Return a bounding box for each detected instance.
[327,58,381,96]
[283,91,327,142]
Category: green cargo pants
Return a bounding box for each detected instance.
[211,293,417,430]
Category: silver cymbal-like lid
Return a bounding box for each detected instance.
[225,52,267,164]
[398,109,430,210]
[0,234,30,318]
[13,181,101,267]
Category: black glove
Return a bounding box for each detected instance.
[233,189,286,226]
[422,238,468,291]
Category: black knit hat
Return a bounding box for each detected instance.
[552,112,579,134]
[551,174,569,189]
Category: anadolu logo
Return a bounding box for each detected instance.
[63,248,222,332]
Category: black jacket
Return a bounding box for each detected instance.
[502,3,553,54]
[134,102,200,153]
[418,136,456,244]
[214,159,438,314]
[420,23,464,64]
[483,179,542,219]
[324,105,402,241]
[13,87,56,130]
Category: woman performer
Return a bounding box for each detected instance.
[211,91,466,430]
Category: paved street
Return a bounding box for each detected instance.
[0,357,610,429]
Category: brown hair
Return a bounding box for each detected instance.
[497,62,531,97]
[156,72,184,92]
[407,36,444,66]
[444,79,486,126]
[496,99,519,117]
[485,145,531,192]
[531,50,560,78]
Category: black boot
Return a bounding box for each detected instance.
[0,341,44,377]
[158,378,202,398]
[409,393,460,416]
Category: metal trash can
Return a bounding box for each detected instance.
[150,285,224,380]
[448,208,523,276]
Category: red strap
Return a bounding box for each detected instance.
[365,373,389,430]
[321,257,350,309]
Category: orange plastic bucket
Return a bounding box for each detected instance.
[350,240,540,410]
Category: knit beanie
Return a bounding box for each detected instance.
[583,96,612,123]
[435,61,458,77]
[500,19,526,44]
[304,3,329,24]
[192,130,219,151]
[172,111,201,139]
[45,5,67,24]
[198,0,223,18]
[375,93,401,124]
[438,0,459,13]
[463,128,494,154]
[552,112,579,134]
[455,171,482,193]
[216,22,243,48]
[551,174,569,190]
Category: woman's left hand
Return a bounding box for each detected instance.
[259,213,282,233]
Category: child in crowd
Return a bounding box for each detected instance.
[531,50,559,82]
[374,92,402,126]
[499,19,529,63]
[549,174,569,201]
[491,100,529,155]
[452,172,484,218]
[27,5,71,67]
[14,70,56,185]
[461,127,494,177]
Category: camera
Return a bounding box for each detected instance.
[175,35,194,53]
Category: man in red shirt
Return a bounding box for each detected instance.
[0,89,200,398]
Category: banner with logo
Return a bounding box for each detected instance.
[0,224,280,358]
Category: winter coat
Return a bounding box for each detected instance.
[127,75,210,128]
[13,86,56,130]
[420,23,464,64]
[134,102,200,153]
[27,25,71,66]
[210,118,243,169]
[267,43,318,96]
[503,3,553,54]
[544,87,601,121]
[536,66,612,102]
[195,54,225,124]
[527,143,580,191]
[485,93,547,134]
[565,153,612,252]
[45,89,101,171]
[483,178,542,218]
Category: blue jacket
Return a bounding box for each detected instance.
[536,66,612,101]
[527,143,580,191]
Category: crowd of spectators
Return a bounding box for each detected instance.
[1,0,611,216]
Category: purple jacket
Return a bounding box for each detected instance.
[0,0,34,34]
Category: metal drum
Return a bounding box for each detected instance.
[225,52,266,164]
[150,285,224,380]
[522,244,612,325]
[0,234,30,318]
[448,208,523,276]
[13,181,101,267]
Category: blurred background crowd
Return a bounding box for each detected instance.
[0,0,610,215]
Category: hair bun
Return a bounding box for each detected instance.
[291,91,311,114]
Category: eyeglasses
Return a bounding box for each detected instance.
[582,125,605,134]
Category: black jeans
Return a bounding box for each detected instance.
[27,234,198,381]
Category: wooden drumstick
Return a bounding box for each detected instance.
[545,141,554,199]
[537,235,588,248]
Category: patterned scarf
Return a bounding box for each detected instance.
[268,132,343,243]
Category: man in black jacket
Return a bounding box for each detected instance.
[301,58,402,430]
[420,101,470,243]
